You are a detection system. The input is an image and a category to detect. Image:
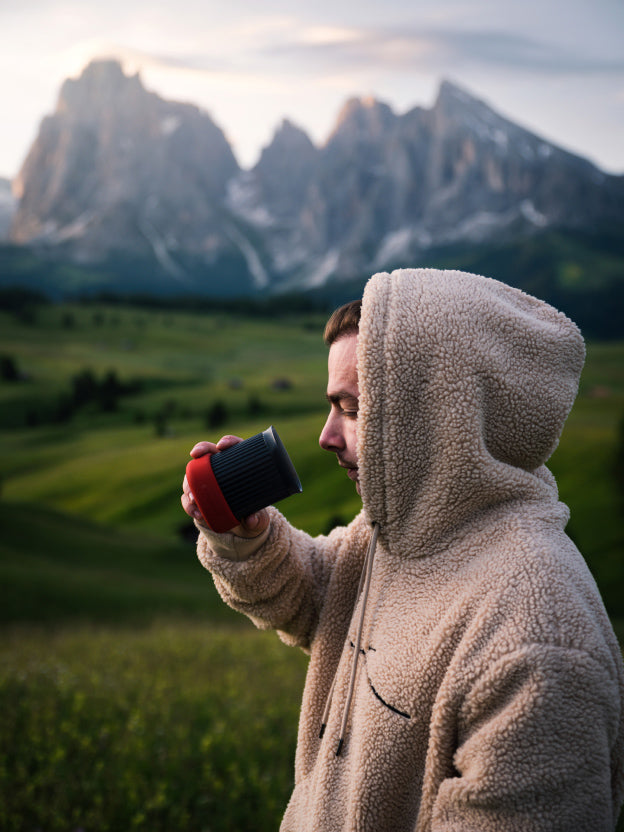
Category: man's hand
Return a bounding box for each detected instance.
[181,435,270,538]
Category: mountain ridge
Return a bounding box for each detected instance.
[7,60,624,298]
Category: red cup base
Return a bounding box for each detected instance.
[186,455,240,533]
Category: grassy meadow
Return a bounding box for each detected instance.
[1,298,623,830]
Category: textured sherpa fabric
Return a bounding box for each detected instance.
[196,268,624,832]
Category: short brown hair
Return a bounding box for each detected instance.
[323,299,362,346]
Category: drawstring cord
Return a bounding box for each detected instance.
[319,522,380,756]
[319,522,373,741]
[318,675,337,739]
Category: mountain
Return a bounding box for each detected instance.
[230,81,624,290]
[9,59,257,294]
[8,61,624,300]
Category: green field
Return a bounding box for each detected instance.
[0,622,308,832]
[1,299,623,830]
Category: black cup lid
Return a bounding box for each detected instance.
[210,426,302,519]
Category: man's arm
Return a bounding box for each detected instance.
[182,435,356,650]
[196,507,351,649]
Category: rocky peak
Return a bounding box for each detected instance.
[254,120,318,212]
[431,79,566,166]
[10,59,241,280]
[226,119,318,238]
[327,96,396,147]
[57,59,143,118]
[255,119,317,171]
[434,79,483,111]
[431,80,512,143]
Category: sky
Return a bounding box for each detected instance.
[1,0,623,179]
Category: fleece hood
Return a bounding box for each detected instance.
[357,269,585,556]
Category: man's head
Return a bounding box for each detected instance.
[320,300,362,493]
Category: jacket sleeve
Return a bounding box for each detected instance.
[429,644,623,831]
[195,506,356,650]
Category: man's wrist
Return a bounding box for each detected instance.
[195,518,271,562]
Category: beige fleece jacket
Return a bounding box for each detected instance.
[196,268,624,832]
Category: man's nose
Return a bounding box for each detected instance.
[319,413,345,452]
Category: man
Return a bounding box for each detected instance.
[182,268,624,831]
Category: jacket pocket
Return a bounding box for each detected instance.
[362,644,412,720]
[368,676,411,719]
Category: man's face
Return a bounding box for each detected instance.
[319,333,360,494]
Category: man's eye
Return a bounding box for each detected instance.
[343,410,358,418]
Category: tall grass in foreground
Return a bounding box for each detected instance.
[0,623,308,832]
[2,622,622,831]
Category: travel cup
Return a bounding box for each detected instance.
[186,426,302,532]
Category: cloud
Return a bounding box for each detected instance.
[253,24,624,77]
[128,17,624,87]
[118,48,235,76]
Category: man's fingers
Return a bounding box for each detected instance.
[190,441,218,458]
[181,491,202,521]
[190,436,243,458]
[216,435,243,451]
